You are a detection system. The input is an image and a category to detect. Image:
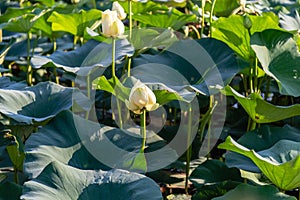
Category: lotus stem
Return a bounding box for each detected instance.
[200,0,205,38]
[112,38,116,77]
[127,0,132,77]
[209,0,217,37]
[27,32,33,86]
[185,104,192,194]
[140,109,147,152]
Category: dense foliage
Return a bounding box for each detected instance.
[0,0,299,199]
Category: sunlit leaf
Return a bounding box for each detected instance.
[251,29,300,97]
[219,136,300,190]
[225,125,300,172]
[224,86,300,123]
[47,9,102,37]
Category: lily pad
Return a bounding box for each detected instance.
[22,161,162,200]
[132,38,240,97]
[190,159,243,188]
[0,77,26,89]
[225,125,300,172]
[0,81,90,125]
[31,39,134,76]
[24,110,177,178]
[251,29,300,97]
[213,184,296,200]
[219,136,300,190]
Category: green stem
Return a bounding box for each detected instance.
[206,95,214,158]
[264,76,271,101]
[85,75,91,119]
[91,0,96,9]
[249,61,254,93]
[185,104,192,194]
[112,38,116,77]
[13,167,18,184]
[200,0,205,38]
[254,58,258,92]
[27,32,33,86]
[52,37,57,52]
[53,67,59,84]
[126,0,133,77]
[209,0,217,37]
[129,0,132,40]
[140,109,147,152]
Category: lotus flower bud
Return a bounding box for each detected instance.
[102,9,125,38]
[125,81,159,114]
[112,1,127,20]
[243,14,252,30]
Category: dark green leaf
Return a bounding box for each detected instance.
[0,181,22,200]
[190,159,243,188]
[22,161,162,200]
[0,81,90,125]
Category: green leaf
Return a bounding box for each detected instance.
[6,136,24,171]
[225,125,300,172]
[24,111,177,178]
[192,181,240,200]
[251,29,300,97]
[47,9,101,37]
[129,28,178,52]
[204,0,239,17]
[224,86,300,123]
[119,1,168,14]
[133,9,197,30]
[0,7,33,23]
[22,161,162,200]
[0,14,36,33]
[219,136,300,190]
[0,77,26,89]
[212,184,297,200]
[31,39,134,76]
[0,181,22,200]
[132,38,241,97]
[249,12,281,34]
[0,81,90,125]
[190,159,243,188]
[212,15,254,61]
[94,76,131,102]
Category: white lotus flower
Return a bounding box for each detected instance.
[112,1,127,20]
[125,81,159,114]
[101,9,125,38]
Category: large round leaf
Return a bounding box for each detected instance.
[225,125,300,172]
[31,39,134,76]
[213,184,296,200]
[251,29,300,97]
[0,81,89,125]
[132,38,241,97]
[0,77,26,89]
[22,161,162,200]
[190,159,243,188]
[219,137,300,190]
[24,111,177,178]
